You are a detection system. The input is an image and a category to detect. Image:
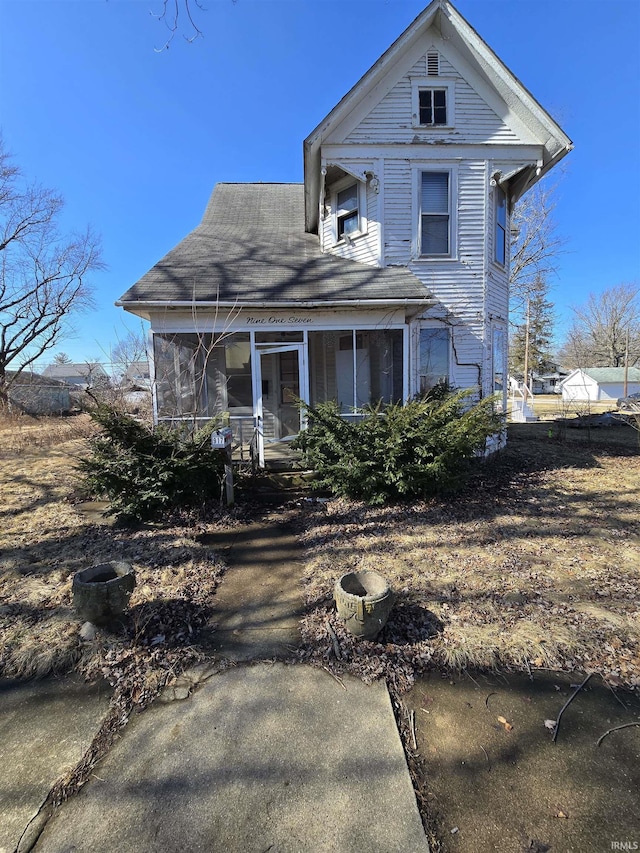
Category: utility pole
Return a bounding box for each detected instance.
[623,328,630,397]
[523,298,530,403]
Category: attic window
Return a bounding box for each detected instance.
[427,51,439,76]
[419,89,447,126]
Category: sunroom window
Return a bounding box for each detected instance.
[420,171,450,256]
[309,329,403,415]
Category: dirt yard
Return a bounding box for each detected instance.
[294,419,640,852]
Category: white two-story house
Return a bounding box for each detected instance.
[117,0,572,466]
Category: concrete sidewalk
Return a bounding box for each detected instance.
[0,676,110,853]
[34,663,429,853]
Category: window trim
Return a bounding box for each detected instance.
[411,78,455,129]
[494,185,507,268]
[330,176,367,245]
[413,165,457,260]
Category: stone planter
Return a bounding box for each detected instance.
[334,571,394,640]
[72,561,136,626]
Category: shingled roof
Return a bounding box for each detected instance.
[117,183,430,308]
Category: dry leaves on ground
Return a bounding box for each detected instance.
[293,433,640,692]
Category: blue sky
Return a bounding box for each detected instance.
[1,0,639,367]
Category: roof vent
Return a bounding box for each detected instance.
[427,51,439,76]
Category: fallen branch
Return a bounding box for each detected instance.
[326,619,342,660]
[463,669,480,689]
[485,691,497,710]
[552,672,593,743]
[321,665,346,690]
[480,744,491,771]
[408,708,417,750]
[596,721,640,748]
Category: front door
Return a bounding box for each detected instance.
[256,344,306,467]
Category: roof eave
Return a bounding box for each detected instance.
[117,297,432,312]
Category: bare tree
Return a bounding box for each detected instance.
[0,141,103,408]
[509,181,566,319]
[558,283,640,369]
[112,328,149,371]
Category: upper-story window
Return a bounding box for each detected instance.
[331,178,366,243]
[494,186,507,266]
[336,184,359,238]
[420,171,451,256]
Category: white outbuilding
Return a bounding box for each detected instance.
[559,368,640,403]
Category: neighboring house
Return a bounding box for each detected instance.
[532,371,568,395]
[117,0,572,467]
[42,363,110,390]
[510,368,569,395]
[120,361,152,415]
[121,361,151,392]
[7,371,71,415]
[559,368,640,404]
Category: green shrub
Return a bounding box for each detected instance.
[293,390,503,504]
[78,407,226,522]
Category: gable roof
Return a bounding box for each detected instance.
[303,0,573,232]
[561,367,640,385]
[42,363,108,380]
[117,183,430,312]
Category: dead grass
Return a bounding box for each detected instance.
[0,411,97,453]
[297,423,640,690]
[3,414,639,694]
[0,414,231,680]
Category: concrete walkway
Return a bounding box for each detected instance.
[4,518,429,852]
[34,663,429,852]
[0,676,110,853]
[198,520,306,660]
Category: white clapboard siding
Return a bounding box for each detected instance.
[383,159,413,266]
[346,52,521,145]
[405,159,490,392]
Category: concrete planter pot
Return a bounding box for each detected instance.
[72,561,136,626]
[334,571,394,640]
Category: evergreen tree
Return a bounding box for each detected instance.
[509,276,555,378]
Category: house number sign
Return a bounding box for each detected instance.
[246,316,313,325]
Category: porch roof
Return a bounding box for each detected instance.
[117,183,430,310]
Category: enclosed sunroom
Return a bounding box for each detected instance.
[151,321,412,467]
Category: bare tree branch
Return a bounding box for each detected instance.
[0,141,104,407]
[558,283,640,369]
[509,181,567,322]
[151,0,206,52]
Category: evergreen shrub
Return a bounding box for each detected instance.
[293,388,503,505]
[79,407,225,522]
